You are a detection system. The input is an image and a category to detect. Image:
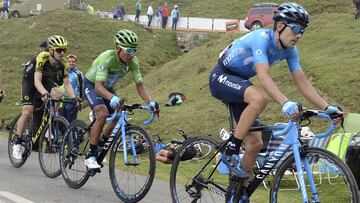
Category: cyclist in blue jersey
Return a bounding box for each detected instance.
[82,29,160,169]
[208,2,343,194]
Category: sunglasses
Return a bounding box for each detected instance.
[54,48,67,54]
[118,46,138,55]
[287,23,305,35]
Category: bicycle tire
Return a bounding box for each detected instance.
[170,135,225,203]
[192,142,213,160]
[38,116,69,178]
[60,119,90,189]
[8,113,30,168]
[109,125,156,203]
[270,147,360,203]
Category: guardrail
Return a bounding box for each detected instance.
[94,11,248,33]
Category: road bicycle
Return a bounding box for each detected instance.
[60,103,156,203]
[170,108,360,202]
[8,98,72,178]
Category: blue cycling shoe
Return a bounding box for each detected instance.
[221,154,249,179]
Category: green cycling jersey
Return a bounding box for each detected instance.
[85,50,143,89]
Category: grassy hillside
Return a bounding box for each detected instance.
[0,9,183,121]
[118,12,360,139]
[88,0,355,19]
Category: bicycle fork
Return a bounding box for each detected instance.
[121,124,139,165]
[293,144,319,203]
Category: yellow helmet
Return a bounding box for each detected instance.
[47,35,68,49]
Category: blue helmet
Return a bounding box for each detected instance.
[273,3,310,27]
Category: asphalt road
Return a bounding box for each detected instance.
[0,136,171,203]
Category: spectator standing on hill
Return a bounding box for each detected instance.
[147,2,154,27]
[135,0,142,22]
[171,5,180,30]
[156,4,163,27]
[60,54,83,123]
[354,0,360,19]
[1,0,9,19]
[161,3,169,29]
[0,69,5,102]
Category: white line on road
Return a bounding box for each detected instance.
[0,191,34,203]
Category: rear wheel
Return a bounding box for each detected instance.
[170,135,225,203]
[270,147,360,203]
[38,116,68,178]
[60,120,90,188]
[109,125,156,203]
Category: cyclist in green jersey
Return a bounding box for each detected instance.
[83,29,160,169]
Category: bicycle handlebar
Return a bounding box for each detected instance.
[106,103,156,126]
[272,109,335,138]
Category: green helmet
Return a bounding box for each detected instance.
[114,29,139,48]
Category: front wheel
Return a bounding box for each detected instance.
[109,125,156,203]
[38,116,68,178]
[60,120,90,188]
[270,147,360,203]
[8,113,31,168]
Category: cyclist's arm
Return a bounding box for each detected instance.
[256,63,288,106]
[63,78,76,99]
[292,70,328,110]
[34,72,48,95]
[136,82,152,104]
[95,81,113,100]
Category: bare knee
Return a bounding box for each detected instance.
[21,106,33,118]
[94,107,109,124]
[244,88,268,113]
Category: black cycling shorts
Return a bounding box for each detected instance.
[21,78,36,106]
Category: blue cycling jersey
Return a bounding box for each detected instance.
[218,29,302,79]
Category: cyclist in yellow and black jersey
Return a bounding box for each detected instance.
[34,35,76,102]
[13,35,78,160]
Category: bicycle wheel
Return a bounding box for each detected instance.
[38,116,69,178]
[192,142,213,160]
[170,135,226,203]
[8,113,33,168]
[109,125,156,203]
[270,147,360,203]
[60,120,90,189]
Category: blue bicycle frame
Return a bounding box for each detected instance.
[245,112,335,202]
[96,105,155,166]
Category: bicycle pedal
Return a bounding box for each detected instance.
[87,168,101,176]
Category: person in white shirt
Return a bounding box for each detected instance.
[147,2,154,27]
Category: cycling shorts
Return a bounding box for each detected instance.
[209,63,260,125]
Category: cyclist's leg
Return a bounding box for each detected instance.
[83,78,108,169]
[17,80,35,137]
[99,88,117,140]
[209,67,266,178]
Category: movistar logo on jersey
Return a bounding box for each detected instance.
[217,74,242,90]
[223,48,246,66]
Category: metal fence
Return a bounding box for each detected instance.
[95,11,248,32]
